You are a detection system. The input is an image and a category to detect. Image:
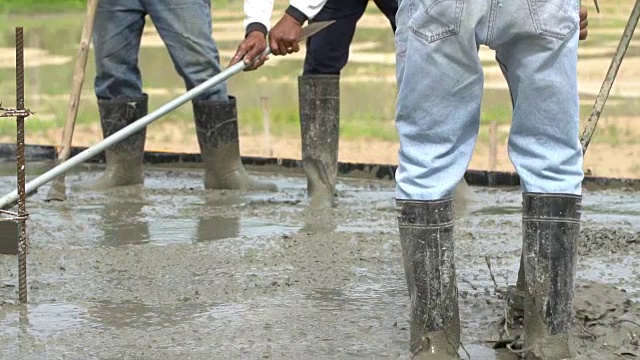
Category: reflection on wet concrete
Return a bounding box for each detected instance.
[300,208,337,234]
[87,301,204,331]
[195,193,300,242]
[0,302,89,340]
[306,287,348,311]
[99,193,150,246]
[197,215,240,242]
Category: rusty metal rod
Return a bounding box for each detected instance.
[15,27,28,304]
[581,0,640,154]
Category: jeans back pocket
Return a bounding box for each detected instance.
[527,0,579,40]
[409,0,465,43]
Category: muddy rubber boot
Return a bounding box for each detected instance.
[298,75,340,209]
[193,96,277,192]
[506,254,526,320]
[522,193,581,359]
[397,198,461,359]
[81,95,148,190]
[452,178,471,219]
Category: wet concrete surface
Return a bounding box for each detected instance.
[0,164,638,359]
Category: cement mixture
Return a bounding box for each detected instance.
[0,164,638,359]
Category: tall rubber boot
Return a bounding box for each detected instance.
[522,193,581,359]
[397,198,461,359]
[505,253,526,321]
[193,96,277,191]
[298,75,340,209]
[82,95,148,190]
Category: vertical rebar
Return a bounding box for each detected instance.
[16,27,28,304]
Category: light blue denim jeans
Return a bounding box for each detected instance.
[394,0,584,200]
[93,0,228,102]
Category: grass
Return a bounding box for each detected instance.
[0,0,85,14]
[0,0,242,14]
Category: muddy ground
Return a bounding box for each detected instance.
[0,164,638,359]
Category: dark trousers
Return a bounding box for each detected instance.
[303,0,397,75]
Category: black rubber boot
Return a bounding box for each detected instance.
[193,96,277,192]
[500,253,526,327]
[81,95,148,190]
[298,75,340,209]
[522,193,581,359]
[397,198,461,359]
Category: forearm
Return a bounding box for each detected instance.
[286,0,329,24]
[244,0,275,36]
[244,0,329,38]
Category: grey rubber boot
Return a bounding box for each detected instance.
[193,96,277,192]
[397,198,461,359]
[298,75,340,209]
[82,95,148,190]
[522,193,581,359]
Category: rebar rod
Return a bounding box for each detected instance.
[15,27,28,304]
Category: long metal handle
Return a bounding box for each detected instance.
[0,56,253,210]
[0,20,335,210]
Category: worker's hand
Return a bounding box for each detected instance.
[268,13,303,56]
[229,31,269,71]
[579,5,589,41]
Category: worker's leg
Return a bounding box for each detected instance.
[509,4,590,315]
[372,0,398,33]
[84,0,148,190]
[395,0,487,357]
[494,1,583,357]
[297,0,367,208]
[146,0,276,191]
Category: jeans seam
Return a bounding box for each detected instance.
[485,0,499,47]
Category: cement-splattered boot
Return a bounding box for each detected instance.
[193,96,277,191]
[522,193,581,359]
[298,75,340,209]
[505,254,526,322]
[82,95,148,190]
[397,198,461,359]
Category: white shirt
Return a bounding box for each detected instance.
[243,0,329,32]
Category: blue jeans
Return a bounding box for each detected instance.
[93,0,227,102]
[304,0,397,75]
[394,0,584,200]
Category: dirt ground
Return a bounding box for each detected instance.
[0,165,638,359]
